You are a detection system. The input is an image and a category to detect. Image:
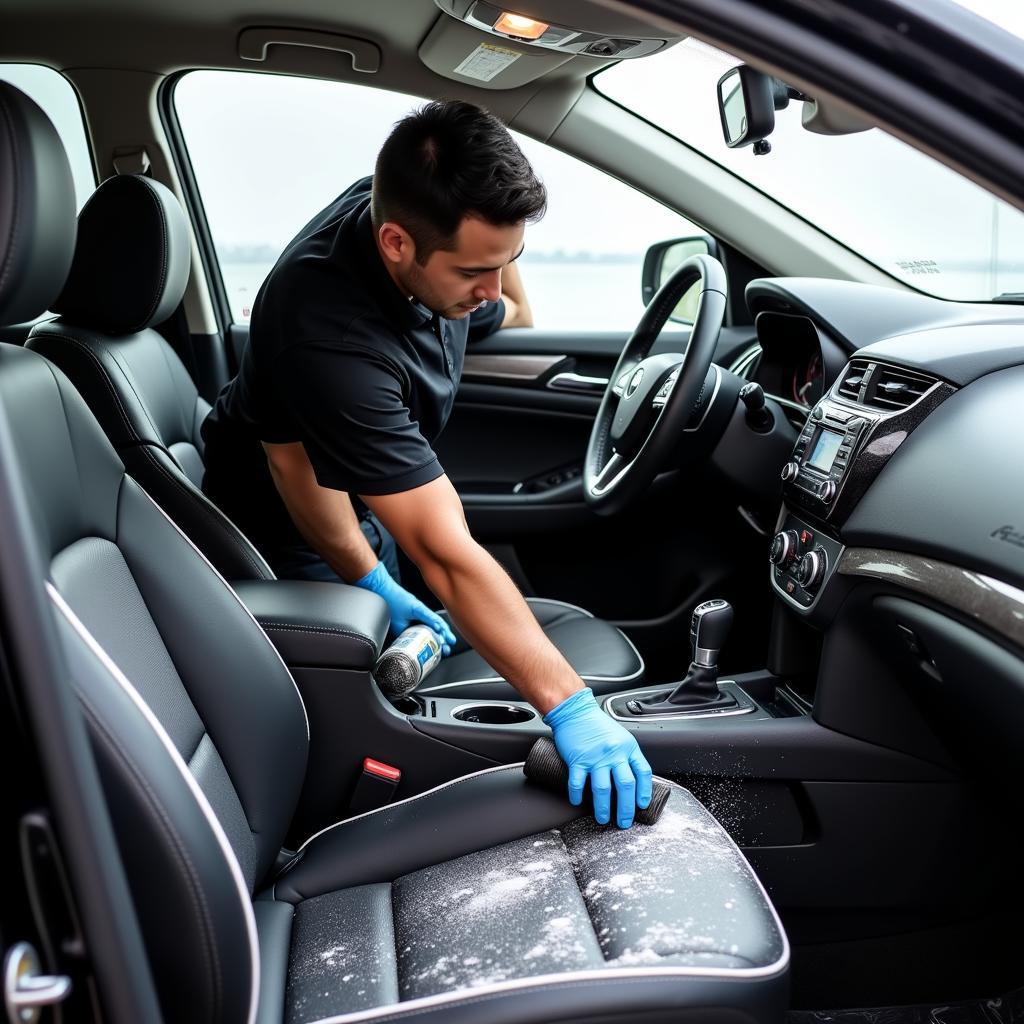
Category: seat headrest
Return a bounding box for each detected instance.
[0,82,77,326]
[53,174,191,334]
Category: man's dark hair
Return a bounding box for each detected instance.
[372,100,547,263]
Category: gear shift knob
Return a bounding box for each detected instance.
[622,597,737,715]
[690,599,733,668]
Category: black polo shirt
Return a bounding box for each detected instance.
[201,176,505,558]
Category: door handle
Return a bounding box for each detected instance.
[546,372,609,394]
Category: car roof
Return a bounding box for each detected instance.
[0,0,686,133]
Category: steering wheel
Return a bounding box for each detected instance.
[583,254,727,516]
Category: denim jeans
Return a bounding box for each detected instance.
[272,513,401,584]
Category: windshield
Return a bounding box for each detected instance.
[597,37,1024,302]
[951,0,1024,41]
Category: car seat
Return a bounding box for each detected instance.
[27,172,645,699]
[2,78,788,1024]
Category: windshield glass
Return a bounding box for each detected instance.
[597,37,1024,301]
[951,0,1024,40]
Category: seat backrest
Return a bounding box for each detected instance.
[1,87,309,1022]
[26,173,275,581]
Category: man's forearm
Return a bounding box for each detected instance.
[417,538,582,714]
[499,262,533,328]
[313,513,378,582]
[264,442,378,580]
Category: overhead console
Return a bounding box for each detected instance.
[424,0,679,87]
[770,358,955,614]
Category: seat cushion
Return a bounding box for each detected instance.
[419,598,644,699]
[263,765,788,1024]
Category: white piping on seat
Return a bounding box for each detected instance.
[47,583,260,1024]
[524,596,594,618]
[295,763,525,853]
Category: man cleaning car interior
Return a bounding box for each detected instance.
[201,99,653,828]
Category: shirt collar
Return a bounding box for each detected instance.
[354,204,432,331]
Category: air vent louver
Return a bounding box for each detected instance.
[836,359,869,403]
[834,360,937,411]
[865,365,936,410]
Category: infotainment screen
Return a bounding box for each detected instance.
[807,428,843,473]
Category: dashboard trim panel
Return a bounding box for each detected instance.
[784,376,956,528]
[838,548,1024,650]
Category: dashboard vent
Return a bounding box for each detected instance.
[836,359,869,403]
[866,365,937,410]
[834,360,937,411]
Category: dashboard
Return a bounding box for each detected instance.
[738,276,1024,773]
[742,278,1024,586]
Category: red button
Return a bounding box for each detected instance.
[363,758,401,782]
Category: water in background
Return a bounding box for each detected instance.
[220,258,688,333]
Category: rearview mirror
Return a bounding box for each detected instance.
[641,236,719,323]
[717,65,781,151]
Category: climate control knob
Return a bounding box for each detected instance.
[795,549,827,592]
[770,530,799,567]
[818,480,837,504]
[780,461,800,482]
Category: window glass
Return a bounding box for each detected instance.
[950,0,1024,41]
[0,64,95,211]
[598,39,1024,301]
[174,70,698,329]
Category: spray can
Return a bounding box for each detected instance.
[373,624,443,697]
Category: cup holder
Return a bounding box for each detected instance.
[452,703,536,725]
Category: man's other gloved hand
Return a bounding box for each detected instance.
[544,687,653,829]
[353,562,457,655]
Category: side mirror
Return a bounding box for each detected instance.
[718,65,784,151]
[641,236,719,323]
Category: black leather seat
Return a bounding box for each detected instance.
[2,80,788,1024]
[27,172,645,698]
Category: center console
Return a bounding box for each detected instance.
[781,399,872,516]
[231,358,955,843]
[233,576,796,840]
[769,360,952,622]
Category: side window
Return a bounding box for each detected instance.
[174,71,698,330]
[508,137,698,331]
[0,65,95,211]
[175,71,416,324]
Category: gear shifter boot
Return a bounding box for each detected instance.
[618,598,738,717]
[667,663,735,706]
[624,663,739,716]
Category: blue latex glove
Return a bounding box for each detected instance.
[354,562,457,656]
[544,687,653,829]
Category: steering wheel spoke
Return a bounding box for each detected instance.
[590,451,631,497]
[611,368,634,397]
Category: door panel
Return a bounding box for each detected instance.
[439,323,757,503]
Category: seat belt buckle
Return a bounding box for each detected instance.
[348,757,401,813]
